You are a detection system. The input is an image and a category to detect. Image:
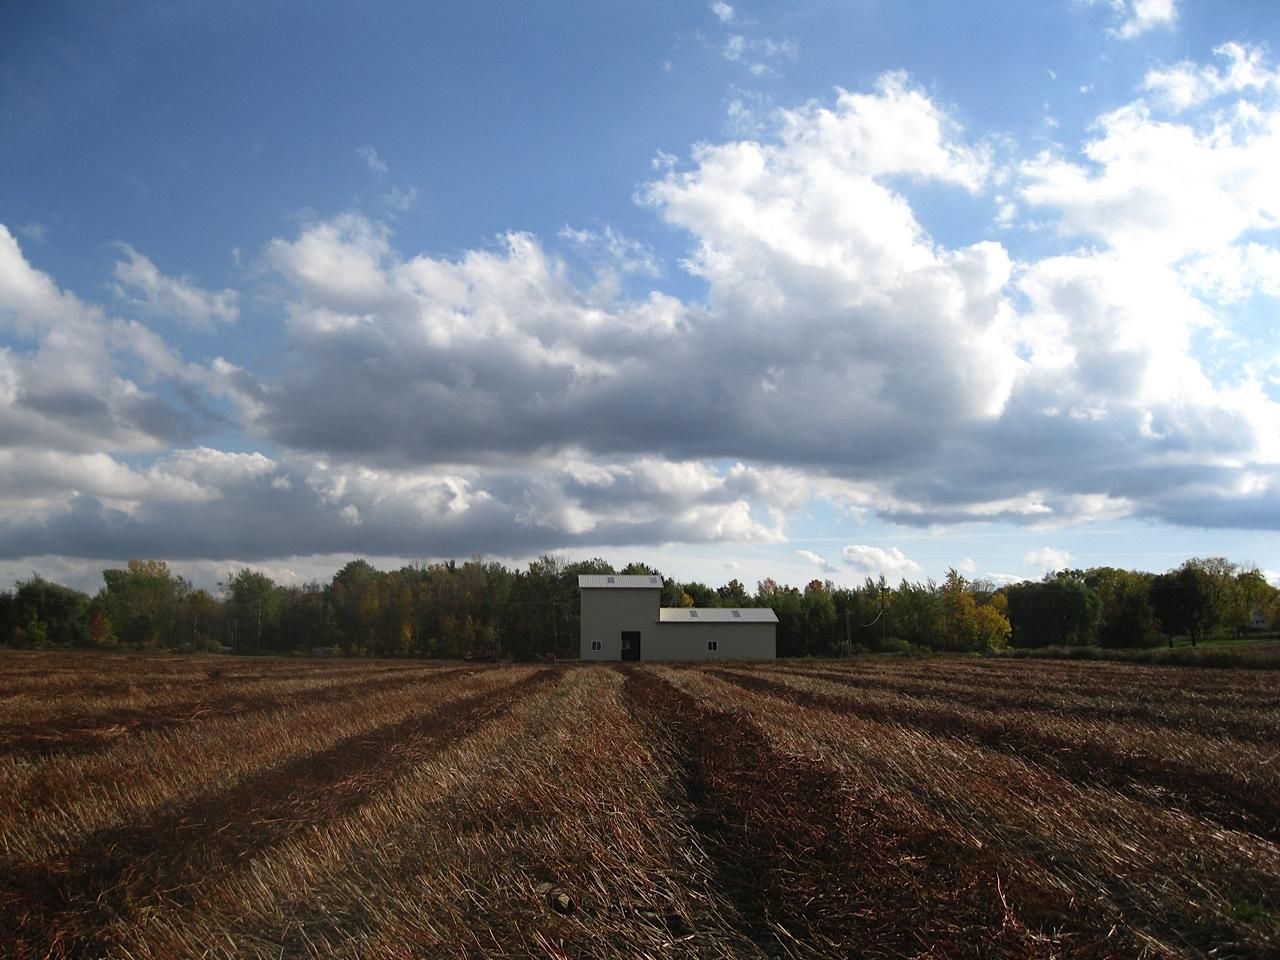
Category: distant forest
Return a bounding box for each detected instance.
[2,555,1276,659]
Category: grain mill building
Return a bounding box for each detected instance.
[578,574,777,661]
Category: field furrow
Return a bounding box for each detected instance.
[1,667,548,958]
[118,666,763,960]
[780,664,1280,741]
[0,666,507,861]
[674,668,1280,957]
[718,667,1280,842]
[3,651,1276,959]
[0,665,467,759]
[624,667,1123,958]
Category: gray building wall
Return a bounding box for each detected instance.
[644,621,776,661]
[579,587,661,660]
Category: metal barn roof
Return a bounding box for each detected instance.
[658,607,779,623]
[578,574,664,589]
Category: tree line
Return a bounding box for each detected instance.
[1,555,1275,659]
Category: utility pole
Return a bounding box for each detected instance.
[845,608,851,657]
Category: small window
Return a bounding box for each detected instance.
[689,609,699,618]
[591,641,602,651]
[731,610,741,618]
[649,576,659,584]
[708,640,718,651]
[606,576,615,584]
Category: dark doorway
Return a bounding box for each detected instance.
[621,631,641,661]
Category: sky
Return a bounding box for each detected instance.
[2,0,1279,596]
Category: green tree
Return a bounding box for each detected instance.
[717,578,750,607]
[11,575,91,647]
[890,579,942,650]
[98,560,191,648]
[768,584,805,657]
[327,559,384,655]
[800,580,838,656]
[1005,572,1100,648]
[1151,561,1219,647]
[1086,568,1161,648]
[226,569,282,652]
[619,561,659,576]
[680,581,717,607]
[1231,568,1275,635]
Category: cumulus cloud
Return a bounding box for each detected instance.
[1143,42,1280,111]
[1023,546,1073,572]
[0,226,225,455]
[4,48,1280,574]
[796,549,838,573]
[1019,94,1280,265]
[710,2,735,24]
[256,118,1016,481]
[1098,0,1177,39]
[841,545,922,580]
[0,451,787,563]
[112,245,239,329]
[195,65,1280,537]
[559,224,662,278]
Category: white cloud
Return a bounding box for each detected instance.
[1143,42,1280,112]
[721,33,797,76]
[710,2,734,24]
[5,46,1280,574]
[241,60,1279,540]
[841,545,922,581]
[1019,93,1280,266]
[1102,0,1178,39]
[382,185,418,212]
[356,146,417,213]
[1023,546,1073,571]
[112,245,239,329]
[773,72,991,190]
[796,549,837,573]
[357,145,387,174]
[0,226,219,456]
[559,225,662,278]
[265,213,394,313]
[995,197,1018,228]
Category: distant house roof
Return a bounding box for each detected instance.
[659,607,779,623]
[578,574,664,589]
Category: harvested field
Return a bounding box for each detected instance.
[1,651,1277,958]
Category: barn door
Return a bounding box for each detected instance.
[620,631,640,661]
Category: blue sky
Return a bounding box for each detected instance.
[2,0,1278,594]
